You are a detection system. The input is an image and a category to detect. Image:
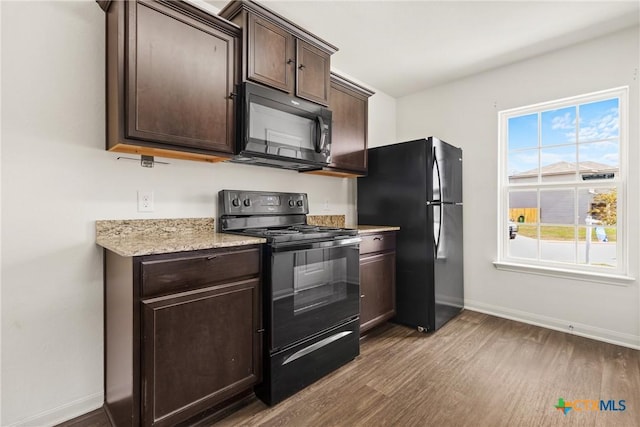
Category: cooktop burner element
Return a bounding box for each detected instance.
[218,190,358,246]
[238,224,357,244]
[262,229,300,235]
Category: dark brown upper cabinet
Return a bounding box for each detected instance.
[247,14,294,93]
[306,72,374,178]
[296,40,331,105]
[100,0,240,163]
[219,0,337,106]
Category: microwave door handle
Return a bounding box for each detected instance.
[315,116,326,153]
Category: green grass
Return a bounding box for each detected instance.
[517,225,617,242]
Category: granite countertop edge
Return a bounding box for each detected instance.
[356,225,401,234]
[95,217,399,256]
[96,233,266,257]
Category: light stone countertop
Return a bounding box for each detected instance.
[357,225,401,234]
[95,218,399,256]
[95,218,265,257]
[307,215,346,228]
[307,215,399,235]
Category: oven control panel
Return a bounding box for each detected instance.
[219,190,308,215]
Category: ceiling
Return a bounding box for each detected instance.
[206,1,640,98]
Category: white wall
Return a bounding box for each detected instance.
[396,26,640,348]
[366,90,397,148]
[0,1,395,425]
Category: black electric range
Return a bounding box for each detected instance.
[218,190,361,405]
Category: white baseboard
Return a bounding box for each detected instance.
[7,392,103,427]
[464,299,640,350]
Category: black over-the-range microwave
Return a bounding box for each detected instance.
[230,82,332,171]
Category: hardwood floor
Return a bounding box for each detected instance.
[61,310,639,426]
[214,310,639,427]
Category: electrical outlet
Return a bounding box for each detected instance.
[138,190,154,212]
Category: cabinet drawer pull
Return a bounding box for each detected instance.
[206,255,218,261]
[298,64,306,70]
[373,237,383,241]
[360,294,365,298]
[257,328,265,333]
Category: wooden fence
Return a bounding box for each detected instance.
[509,208,539,223]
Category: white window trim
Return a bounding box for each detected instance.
[496,87,632,284]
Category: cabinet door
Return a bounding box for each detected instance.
[296,40,330,105]
[247,14,295,93]
[359,252,396,333]
[141,278,261,427]
[329,81,368,172]
[126,0,235,153]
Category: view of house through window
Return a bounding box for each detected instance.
[500,88,626,273]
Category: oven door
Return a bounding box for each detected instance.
[268,238,360,351]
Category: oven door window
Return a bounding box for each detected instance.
[271,245,360,351]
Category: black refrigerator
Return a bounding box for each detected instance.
[358,138,464,332]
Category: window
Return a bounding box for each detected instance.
[497,87,628,279]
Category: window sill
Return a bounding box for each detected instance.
[493,261,635,286]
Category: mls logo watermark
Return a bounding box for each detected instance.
[554,397,627,415]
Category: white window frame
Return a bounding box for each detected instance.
[495,87,633,285]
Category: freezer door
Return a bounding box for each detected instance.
[431,203,464,330]
[432,138,463,203]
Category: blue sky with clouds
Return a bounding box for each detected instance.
[507,98,619,176]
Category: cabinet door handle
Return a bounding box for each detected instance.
[206,255,217,261]
[287,59,294,64]
[360,294,365,298]
[298,64,306,70]
[373,237,383,241]
[228,92,238,99]
[256,328,265,333]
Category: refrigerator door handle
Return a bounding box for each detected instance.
[433,147,442,202]
[433,203,442,259]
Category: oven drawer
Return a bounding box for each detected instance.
[141,247,260,298]
[359,232,396,255]
[256,318,359,405]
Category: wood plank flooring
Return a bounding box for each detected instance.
[60,310,639,426]
[214,310,640,427]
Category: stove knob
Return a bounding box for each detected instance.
[288,200,295,207]
[231,198,240,207]
[243,198,251,207]
[296,200,304,207]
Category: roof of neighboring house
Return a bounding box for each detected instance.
[510,161,617,178]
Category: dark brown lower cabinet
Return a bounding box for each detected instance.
[105,246,262,426]
[359,232,396,334]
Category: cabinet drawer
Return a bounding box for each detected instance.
[141,247,260,298]
[359,232,396,255]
